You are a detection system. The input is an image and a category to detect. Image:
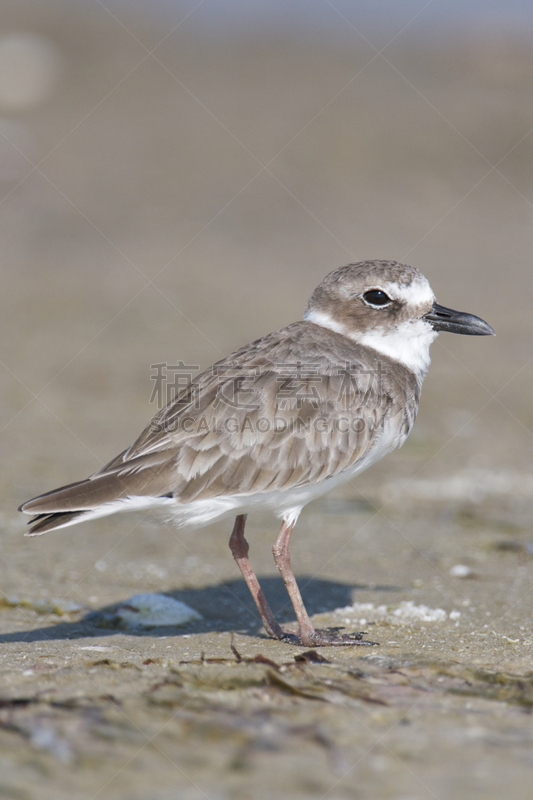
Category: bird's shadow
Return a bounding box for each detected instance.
[0,575,401,644]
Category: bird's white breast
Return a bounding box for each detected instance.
[356,319,438,382]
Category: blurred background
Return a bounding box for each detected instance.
[1,0,532,588]
[2,3,533,797]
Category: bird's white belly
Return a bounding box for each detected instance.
[161,415,406,529]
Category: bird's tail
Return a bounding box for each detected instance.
[19,475,127,536]
[20,449,176,535]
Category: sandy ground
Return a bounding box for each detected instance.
[1,3,533,798]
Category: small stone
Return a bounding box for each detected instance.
[113,593,202,628]
[449,564,472,578]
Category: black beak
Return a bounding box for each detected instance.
[423,302,495,336]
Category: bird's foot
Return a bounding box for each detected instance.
[276,629,303,645]
[276,626,378,647]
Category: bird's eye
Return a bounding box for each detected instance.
[362,289,391,307]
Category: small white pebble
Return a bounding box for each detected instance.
[449,564,472,578]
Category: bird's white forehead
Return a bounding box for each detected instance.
[374,277,435,307]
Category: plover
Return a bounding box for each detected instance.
[20,261,494,646]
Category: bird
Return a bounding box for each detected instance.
[20,261,494,646]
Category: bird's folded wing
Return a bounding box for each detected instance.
[93,323,415,503]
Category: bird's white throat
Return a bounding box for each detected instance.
[304,308,438,381]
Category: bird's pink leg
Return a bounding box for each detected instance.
[272,519,317,644]
[229,514,294,641]
[272,519,376,647]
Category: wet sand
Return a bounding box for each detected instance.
[1,4,533,798]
